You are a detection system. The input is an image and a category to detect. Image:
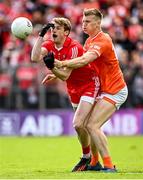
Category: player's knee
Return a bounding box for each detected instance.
[73,121,84,130]
[86,121,99,134]
[86,123,93,133]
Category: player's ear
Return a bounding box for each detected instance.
[97,19,101,26]
[65,30,70,36]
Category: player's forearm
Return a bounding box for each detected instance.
[52,67,71,81]
[31,36,43,62]
[64,56,87,69]
[61,52,96,69]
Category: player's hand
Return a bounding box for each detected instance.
[54,59,63,68]
[42,74,56,85]
[39,23,54,37]
[43,52,55,69]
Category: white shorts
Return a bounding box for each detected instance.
[97,86,128,110]
[71,96,95,109]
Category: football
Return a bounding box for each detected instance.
[11,17,33,39]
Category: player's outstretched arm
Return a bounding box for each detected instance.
[55,51,98,69]
[31,24,54,62]
[31,36,47,62]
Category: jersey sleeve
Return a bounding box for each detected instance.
[41,40,53,51]
[87,40,108,57]
[66,43,83,59]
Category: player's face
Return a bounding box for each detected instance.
[51,23,66,44]
[82,15,99,36]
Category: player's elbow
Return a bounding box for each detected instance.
[31,56,36,62]
[31,54,39,62]
[60,73,70,81]
[60,76,68,81]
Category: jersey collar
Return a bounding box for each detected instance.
[90,31,102,41]
[63,37,72,47]
[54,37,71,50]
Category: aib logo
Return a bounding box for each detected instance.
[0,113,20,135]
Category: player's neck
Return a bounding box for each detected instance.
[55,43,63,49]
[90,29,102,38]
[55,37,66,48]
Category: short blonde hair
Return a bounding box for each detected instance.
[52,17,71,32]
[83,8,103,20]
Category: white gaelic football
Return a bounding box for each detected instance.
[11,17,33,39]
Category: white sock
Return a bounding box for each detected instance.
[82,153,91,159]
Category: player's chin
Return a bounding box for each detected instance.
[83,29,88,34]
[53,39,59,44]
[53,36,58,41]
[52,37,56,42]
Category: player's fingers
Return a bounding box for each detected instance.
[41,76,50,84]
[42,75,55,84]
[41,78,47,84]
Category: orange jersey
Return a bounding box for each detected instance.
[84,31,126,94]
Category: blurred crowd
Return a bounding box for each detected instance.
[0,0,143,110]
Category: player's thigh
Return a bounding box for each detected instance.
[69,92,80,110]
[73,84,98,126]
[88,98,116,128]
[73,100,94,127]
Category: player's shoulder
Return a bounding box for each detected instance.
[100,32,112,44]
[42,39,54,47]
[70,38,83,49]
[91,32,112,49]
[66,37,83,56]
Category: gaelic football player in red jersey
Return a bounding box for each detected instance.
[55,9,128,172]
[31,17,102,172]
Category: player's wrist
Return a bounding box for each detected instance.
[39,32,45,37]
[39,26,47,37]
[38,36,44,41]
[62,61,67,67]
[39,23,55,37]
[52,67,57,72]
[43,52,55,70]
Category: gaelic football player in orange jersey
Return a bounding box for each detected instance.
[55,9,128,172]
[31,17,102,172]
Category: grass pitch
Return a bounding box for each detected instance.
[0,136,143,179]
